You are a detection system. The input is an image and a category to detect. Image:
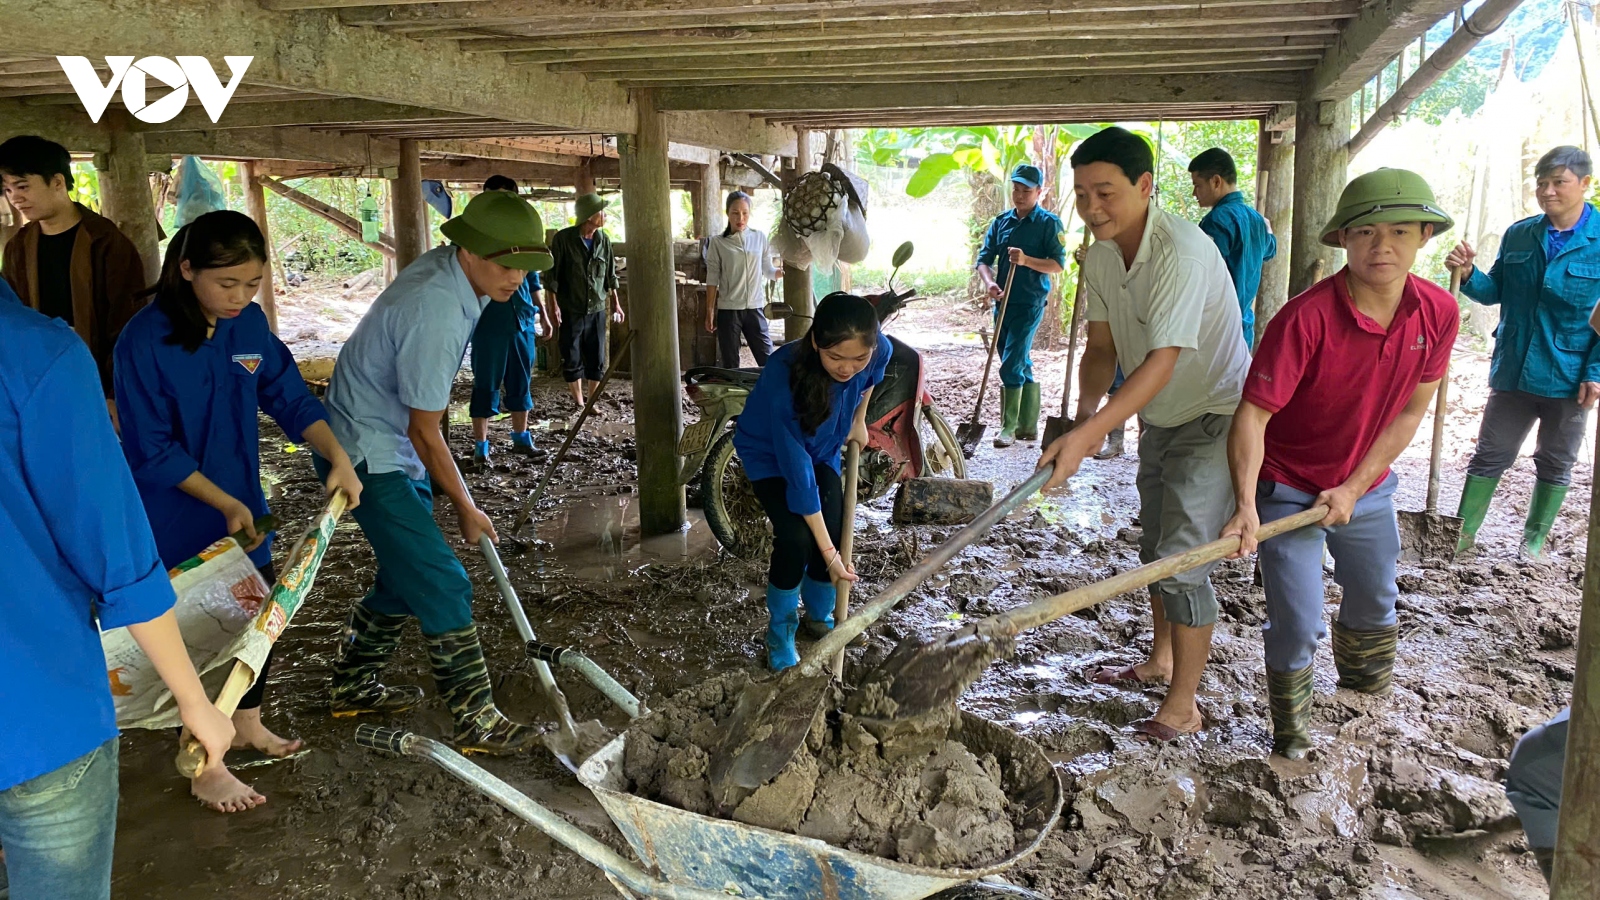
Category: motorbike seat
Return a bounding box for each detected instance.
[684,366,763,387]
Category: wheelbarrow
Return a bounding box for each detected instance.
[355,706,1061,900]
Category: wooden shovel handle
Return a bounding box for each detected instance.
[832,441,861,676]
[995,505,1330,636]
[1425,268,1462,514]
[970,260,1018,420]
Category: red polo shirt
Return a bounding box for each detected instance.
[1245,269,1459,495]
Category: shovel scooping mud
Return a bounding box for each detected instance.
[847,505,1331,724]
[1397,269,1464,561]
[956,260,1017,457]
[707,465,1056,811]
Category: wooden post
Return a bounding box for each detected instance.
[393,137,427,271]
[781,127,814,342]
[1288,98,1347,297]
[381,183,397,285]
[618,90,687,536]
[1255,120,1294,341]
[694,159,723,238]
[240,162,278,334]
[1553,414,1600,897]
[575,157,597,197]
[98,122,162,286]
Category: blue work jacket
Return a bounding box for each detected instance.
[975,206,1068,309]
[1464,204,1600,398]
[1198,191,1276,347]
[114,301,328,569]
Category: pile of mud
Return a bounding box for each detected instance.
[623,673,1044,870]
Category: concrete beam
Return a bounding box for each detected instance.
[657,72,1303,112]
[621,57,1319,87]
[133,99,472,132]
[1,0,792,154]
[1306,0,1463,101]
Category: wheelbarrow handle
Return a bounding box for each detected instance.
[355,724,410,754]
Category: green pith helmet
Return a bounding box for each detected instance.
[1320,168,1454,247]
[575,192,611,223]
[440,190,553,271]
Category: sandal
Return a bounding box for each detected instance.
[1129,716,1202,743]
[1090,664,1164,686]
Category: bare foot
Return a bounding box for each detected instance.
[191,764,267,813]
[231,708,305,757]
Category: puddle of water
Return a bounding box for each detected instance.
[527,484,717,582]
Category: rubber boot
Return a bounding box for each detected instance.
[330,605,426,717]
[765,583,801,671]
[510,429,548,461]
[1016,382,1042,441]
[1454,474,1500,553]
[993,387,1022,448]
[426,624,540,755]
[1521,480,1570,562]
[472,440,492,472]
[1095,426,1125,460]
[799,576,835,641]
[1267,665,1314,759]
[1331,622,1398,695]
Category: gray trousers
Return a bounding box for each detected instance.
[1506,708,1568,850]
[1257,473,1400,673]
[1135,413,1234,627]
[1467,389,1589,486]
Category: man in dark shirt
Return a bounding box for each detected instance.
[546,193,625,408]
[0,136,149,428]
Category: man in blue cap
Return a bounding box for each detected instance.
[975,163,1068,447]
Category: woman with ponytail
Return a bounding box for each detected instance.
[732,292,890,670]
[113,210,364,813]
[704,190,782,366]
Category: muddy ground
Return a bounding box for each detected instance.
[110,291,1575,899]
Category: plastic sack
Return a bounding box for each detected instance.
[772,219,814,270]
[836,203,870,265]
[173,156,229,229]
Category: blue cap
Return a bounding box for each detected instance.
[1010,164,1044,189]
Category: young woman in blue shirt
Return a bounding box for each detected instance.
[114,210,364,813]
[732,293,889,669]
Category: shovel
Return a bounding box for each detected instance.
[956,259,1018,457]
[1042,225,1092,448]
[847,504,1331,723]
[509,329,639,539]
[1397,269,1464,562]
[477,533,610,772]
[830,440,861,677]
[707,464,1054,811]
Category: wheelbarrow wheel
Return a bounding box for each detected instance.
[703,429,773,561]
[927,882,1050,899]
[923,403,967,481]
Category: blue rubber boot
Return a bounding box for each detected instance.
[510,429,548,461]
[764,584,801,671]
[472,440,492,471]
[800,576,836,640]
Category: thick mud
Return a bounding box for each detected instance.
[107,295,1567,899]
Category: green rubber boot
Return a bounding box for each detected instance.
[1522,480,1571,561]
[330,605,426,717]
[1016,382,1042,441]
[1267,665,1314,759]
[1331,622,1399,695]
[993,386,1022,448]
[427,624,540,755]
[1454,474,1500,553]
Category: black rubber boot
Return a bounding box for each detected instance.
[426,624,540,755]
[330,605,425,717]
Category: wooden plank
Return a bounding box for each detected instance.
[258,175,397,257]
[657,72,1302,112]
[618,56,1322,86]
[1305,0,1464,101]
[1,0,793,154]
[1553,415,1600,897]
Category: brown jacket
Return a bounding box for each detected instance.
[2,204,149,396]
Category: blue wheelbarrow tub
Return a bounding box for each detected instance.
[577,711,1063,900]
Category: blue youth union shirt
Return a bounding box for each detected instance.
[975,206,1068,309]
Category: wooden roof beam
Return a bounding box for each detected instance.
[2,0,791,154]
[1306,0,1465,101]
[616,56,1322,87]
[656,72,1303,112]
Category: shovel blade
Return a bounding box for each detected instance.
[707,671,831,810]
[846,625,1012,723]
[1397,509,1464,563]
[542,718,613,774]
[955,423,986,459]
[1040,415,1070,448]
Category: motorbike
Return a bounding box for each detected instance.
[675,243,967,559]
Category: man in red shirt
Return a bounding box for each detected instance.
[1220,169,1458,759]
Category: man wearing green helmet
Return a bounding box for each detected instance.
[1220,169,1458,758]
[1447,145,1600,561]
[547,192,625,409]
[315,190,554,755]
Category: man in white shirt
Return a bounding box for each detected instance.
[1039,126,1251,742]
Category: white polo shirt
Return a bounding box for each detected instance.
[1084,204,1250,429]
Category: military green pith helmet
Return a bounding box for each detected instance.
[440,190,553,271]
[1320,168,1454,247]
[575,192,610,223]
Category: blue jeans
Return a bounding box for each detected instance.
[1257,474,1400,672]
[1506,708,1568,850]
[0,739,118,900]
